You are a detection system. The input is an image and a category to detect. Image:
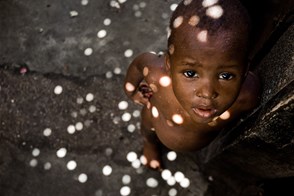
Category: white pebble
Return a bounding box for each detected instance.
[84,48,93,56]
[146,177,158,188]
[120,186,131,196]
[167,151,177,161]
[118,101,128,110]
[122,113,131,122]
[54,85,63,95]
[103,18,111,26]
[75,122,83,131]
[102,165,112,176]
[56,148,67,158]
[127,124,136,133]
[78,173,88,183]
[67,160,77,170]
[32,148,40,157]
[126,151,137,162]
[67,125,76,134]
[124,49,133,58]
[43,128,52,136]
[122,175,131,184]
[97,29,107,38]
[86,93,94,102]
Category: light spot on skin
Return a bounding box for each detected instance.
[166,120,174,127]
[150,127,156,131]
[140,155,147,165]
[206,5,223,19]
[172,114,184,124]
[152,106,159,118]
[125,82,135,92]
[167,27,171,39]
[159,76,171,87]
[202,0,218,7]
[143,67,149,76]
[183,0,193,5]
[208,121,217,126]
[220,110,230,120]
[173,16,184,28]
[188,15,200,26]
[168,44,175,55]
[150,160,160,169]
[149,83,158,92]
[197,30,208,42]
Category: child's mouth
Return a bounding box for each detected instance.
[193,107,217,119]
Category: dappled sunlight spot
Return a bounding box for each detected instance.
[167,27,171,39]
[167,151,177,161]
[122,175,131,185]
[172,114,184,124]
[122,112,132,122]
[166,120,174,127]
[183,0,193,6]
[173,16,184,28]
[54,85,63,95]
[159,76,171,87]
[150,160,160,169]
[44,162,52,170]
[206,5,223,19]
[67,160,77,170]
[131,159,141,169]
[84,48,93,56]
[75,122,83,131]
[120,186,131,196]
[169,44,175,55]
[102,165,112,176]
[146,177,159,188]
[29,159,38,167]
[220,110,230,120]
[126,151,138,162]
[43,128,52,136]
[78,173,88,183]
[140,155,147,165]
[125,82,135,92]
[202,0,218,7]
[208,120,217,126]
[32,148,40,157]
[188,15,200,26]
[180,178,191,188]
[174,171,185,183]
[86,93,94,102]
[170,3,178,11]
[169,188,178,196]
[197,30,208,42]
[118,101,128,110]
[143,67,149,76]
[161,169,172,180]
[149,83,158,92]
[97,29,107,38]
[151,127,156,131]
[167,176,176,186]
[56,147,67,158]
[152,106,159,118]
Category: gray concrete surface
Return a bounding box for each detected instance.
[1,0,293,196]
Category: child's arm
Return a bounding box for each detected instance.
[124,52,157,106]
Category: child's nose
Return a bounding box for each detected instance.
[195,80,218,99]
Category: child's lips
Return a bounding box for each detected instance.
[193,107,217,119]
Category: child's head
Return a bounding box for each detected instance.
[166,0,251,123]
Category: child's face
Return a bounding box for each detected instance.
[168,31,247,124]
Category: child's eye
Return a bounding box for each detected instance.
[219,72,234,80]
[183,70,198,78]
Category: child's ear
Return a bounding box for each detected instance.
[165,54,171,73]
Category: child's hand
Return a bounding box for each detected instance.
[132,83,153,106]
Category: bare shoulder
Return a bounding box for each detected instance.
[131,52,162,68]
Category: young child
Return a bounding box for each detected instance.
[124,0,260,170]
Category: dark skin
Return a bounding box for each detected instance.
[124,27,260,170]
